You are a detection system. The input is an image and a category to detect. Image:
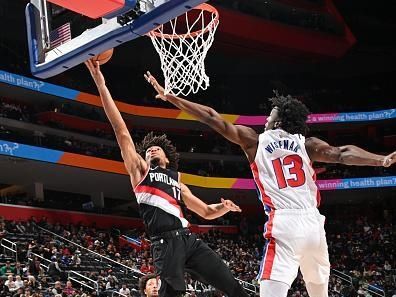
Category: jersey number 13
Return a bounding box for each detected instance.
[272,154,306,189]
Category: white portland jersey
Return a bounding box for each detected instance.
[250,129,320,213]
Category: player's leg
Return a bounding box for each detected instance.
[300,214,330,297]
[260,280,289,297]
[185,234,250,297]
[157,280,185,297]
[258,238,299,297]
[305,282,329,297]
[301,249,330,297]
[151,238,187,297]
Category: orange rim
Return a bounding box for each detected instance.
[148,3,219,40]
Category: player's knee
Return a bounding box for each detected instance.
[306,282,329,297]
[260,280,289,297]
[304,273,329,288]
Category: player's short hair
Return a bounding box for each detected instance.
[269,92,310,136]
[139,273,157,297]
[137,132,179,170]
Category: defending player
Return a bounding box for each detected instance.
[145,71,396,297]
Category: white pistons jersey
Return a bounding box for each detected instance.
[250,129,320,213]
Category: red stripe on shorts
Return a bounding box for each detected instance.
[264,211,274,239]
[262,238,276,279]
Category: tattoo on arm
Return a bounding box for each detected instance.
[215,203,225,210]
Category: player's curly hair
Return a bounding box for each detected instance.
[137,132,179,170]
[139,273,157,297]
[269,91,310,136]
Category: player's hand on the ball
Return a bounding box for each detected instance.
[85,59,105,87]
[383,151,396,167]
[144,71,167,101]
[221,198,242,212]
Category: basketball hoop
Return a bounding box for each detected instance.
[148,3,219,96]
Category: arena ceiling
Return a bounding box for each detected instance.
[0,0,396,76]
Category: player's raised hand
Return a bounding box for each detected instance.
[383,151,396,167]
[144,71,167,101]
[85,59,105,87]
[221,198,242,212]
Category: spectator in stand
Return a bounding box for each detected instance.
[23,287,33,297]
[71,251,82,267]
[5,275,18,293]
[8,221,18,233]
[105,276,117,292]
[26,275,36,288]
[139,274,159,297]
[140,260,154,274]
[63,280,76,296]
[14,275,24,290]
[0,215,393,296]
[60,254,71,266]
[14,262,23,277]
[333,279,342,294]
[13,287,24,297]
[105,270,119,284]
[51,281,63,296]
[24,221,35,234]
[22,279,29,291]
[60,244,71,257]
[47,256,62,281]
[119,284,131,296]
[28,257,41,277]
[27,240,37,258]
[1,261,16,277]
[0,221,7,238]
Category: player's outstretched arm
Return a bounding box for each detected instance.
[180,183,241,220]
[86,60,147,186]
[144,72,258,153]
[306,137,396,167]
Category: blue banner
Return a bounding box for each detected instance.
[1,140,395,191]
[317,176,396,190]
[0,140,63,162]
[0,69,395,124]
[0,70,78,99]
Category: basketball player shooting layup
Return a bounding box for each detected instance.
[85,60,250,297]
[145,71,396,297]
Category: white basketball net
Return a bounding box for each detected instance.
[148,4,219,96]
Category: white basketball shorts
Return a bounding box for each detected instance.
[257,207,330,287]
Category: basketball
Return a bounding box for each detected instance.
[93,48,113,65]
